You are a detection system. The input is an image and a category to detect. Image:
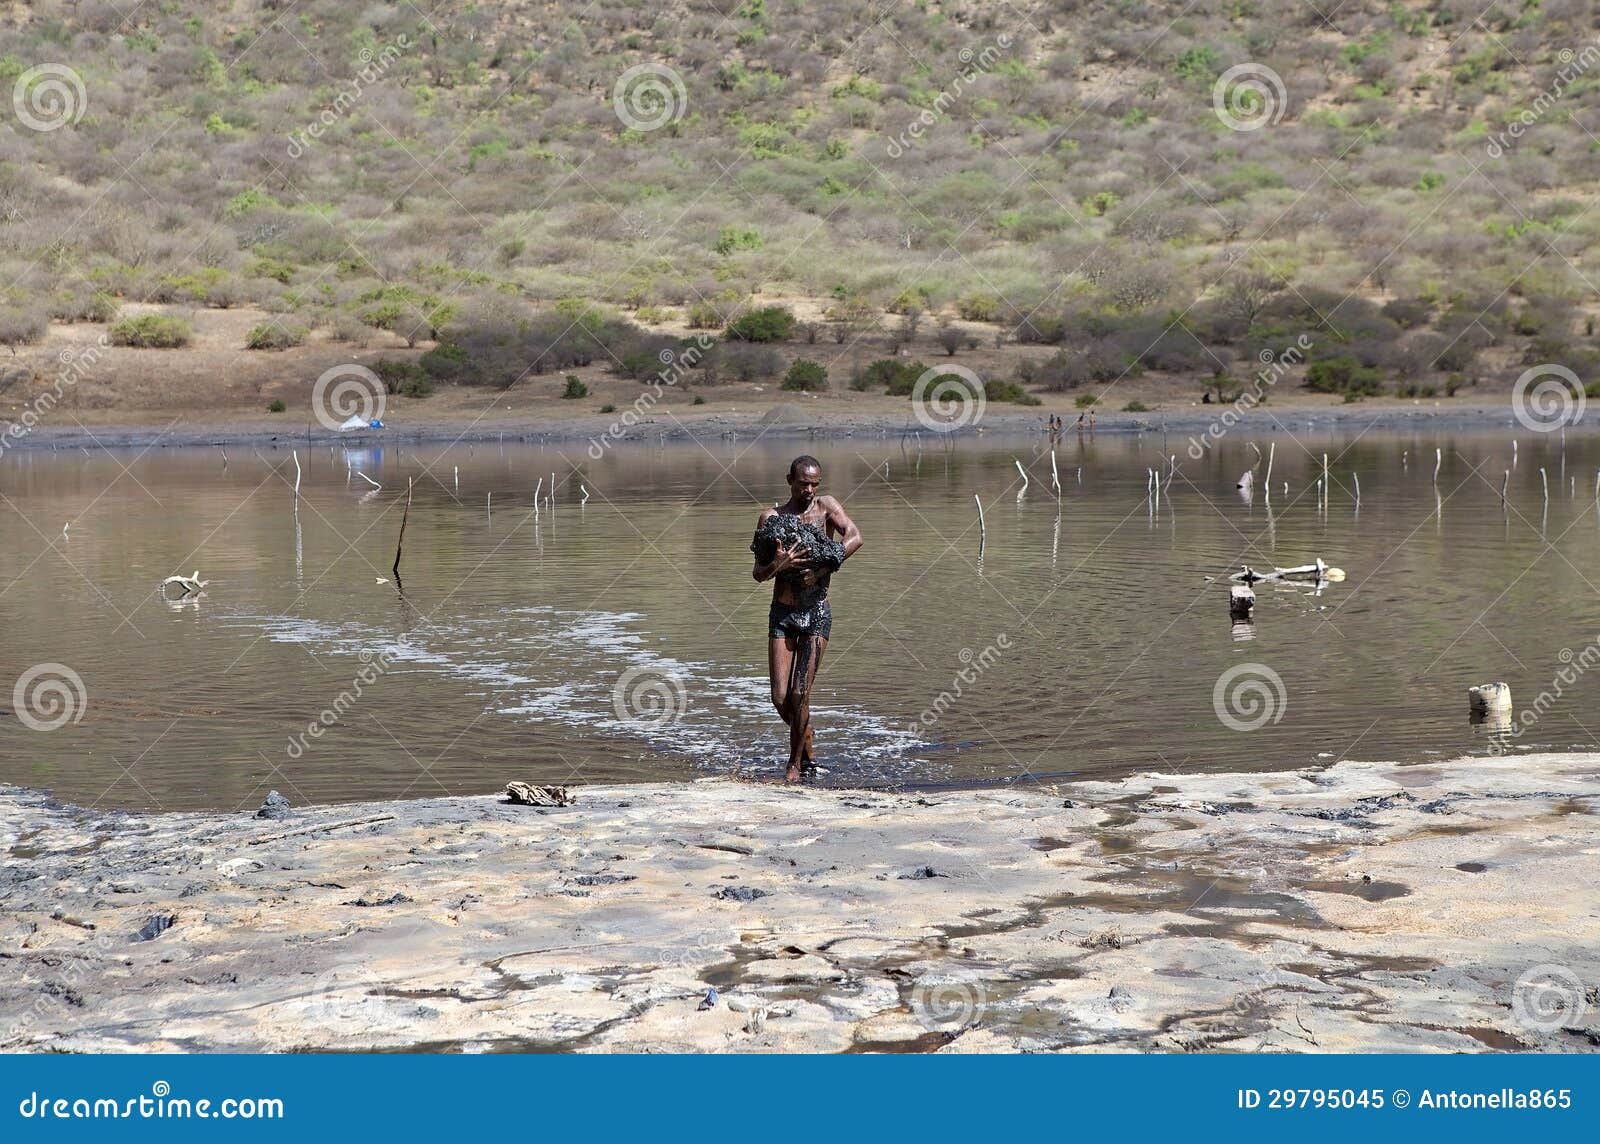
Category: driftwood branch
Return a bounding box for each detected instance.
[393,477,412,578]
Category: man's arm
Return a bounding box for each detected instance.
[823,497,864,563]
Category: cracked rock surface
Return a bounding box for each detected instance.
[2,753,1597,1053]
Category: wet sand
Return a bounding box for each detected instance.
[2,752,1597,1053]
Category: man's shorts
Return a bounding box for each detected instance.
[768,597,832,641]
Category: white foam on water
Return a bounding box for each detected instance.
[222,606,932,783]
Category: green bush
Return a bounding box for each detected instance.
[714,226,763,255]
[599,403,617,413]
[373,359,428,395]
[562,374,588,399]
[110,314,193,348]
[1074,394,1099,408]
[1305,356,1384,396]
[957,293,1002,322]
[782,358,828,391]
[856,358,929,395]
[1123,400,1150,412]
[686,301,722,329]
[725,306,796,343]
[267,399,286,413]
[245,323,307,350]
[984,379,1039,405]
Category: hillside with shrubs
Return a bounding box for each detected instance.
[1,0,1598,407]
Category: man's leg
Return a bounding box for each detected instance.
[800,636,828,765]
[787,636,827,780]
[769,637,794,728]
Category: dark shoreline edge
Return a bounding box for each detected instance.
[4,403,1571,453]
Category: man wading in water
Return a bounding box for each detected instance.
[751,456,864,782]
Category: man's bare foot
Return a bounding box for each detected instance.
[785,762,803,783]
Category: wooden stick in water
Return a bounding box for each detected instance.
[292,450,302,496]
[1353,472,1360,504]
[1014,458,1029,496]
[1264,442,1274,492]
[1050,449,1061,495]
[1541,467,1549,501]
[393,477,412,578]
[1434,447,1442,484]
[1502,470,1510,502]
[974,494,986,546]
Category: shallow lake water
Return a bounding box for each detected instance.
[3,427,1599,810]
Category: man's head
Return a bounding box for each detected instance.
[787,455,822,506]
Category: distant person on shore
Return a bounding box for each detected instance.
[750,456,864,782]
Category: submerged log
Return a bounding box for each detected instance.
[1468,682,1512,717]
[1229,583,1256,618]
[1468,682,1512,732]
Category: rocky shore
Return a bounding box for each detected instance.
[2,753,1597,1053]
